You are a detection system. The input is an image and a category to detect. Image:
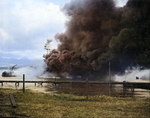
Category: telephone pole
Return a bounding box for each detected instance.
[109,59,111,87]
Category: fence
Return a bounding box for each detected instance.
[0,78,150,98]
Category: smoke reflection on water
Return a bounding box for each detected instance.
[47,82,150,98]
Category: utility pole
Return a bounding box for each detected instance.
[109,59,111,87]
[108,58,112,96]
[149,69,150,82]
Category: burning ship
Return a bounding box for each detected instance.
[2,65,17,77]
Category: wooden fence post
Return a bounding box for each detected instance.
[23,74,25,93]
[86,78,89,99]
[10,93,16,108]
[55,77,56,86]
[109,84,112,96]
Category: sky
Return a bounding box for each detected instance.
[0,0,128,61]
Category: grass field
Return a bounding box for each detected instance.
[0,88,150,118]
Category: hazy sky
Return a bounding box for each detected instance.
[0,0,128,60]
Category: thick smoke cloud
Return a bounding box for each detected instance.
[44,0,150,80]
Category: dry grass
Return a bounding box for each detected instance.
[0,88,150,118]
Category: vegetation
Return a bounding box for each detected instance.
[0,88,150,117]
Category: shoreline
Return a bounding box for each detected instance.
[0,76,150,99]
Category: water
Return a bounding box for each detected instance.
[47,83,150,98]
[1,76,149,98]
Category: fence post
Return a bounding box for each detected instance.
[109,84,112,96]
[23,74,25,93]
[123,81,126,97]
[70,81,72,93]
[86,78,89,99]
[10,93,16,108]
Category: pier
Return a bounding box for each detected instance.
[0,80,150,90]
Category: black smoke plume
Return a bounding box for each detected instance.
[44,0,150,80]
